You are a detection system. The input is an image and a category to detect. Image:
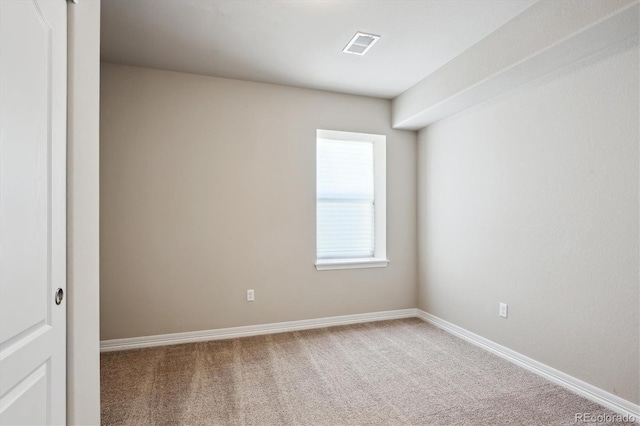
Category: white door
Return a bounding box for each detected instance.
[0,0,67,425]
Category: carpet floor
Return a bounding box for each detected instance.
[101,318,630,425]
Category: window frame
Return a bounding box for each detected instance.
[315,129,388,271]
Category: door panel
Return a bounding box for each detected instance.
[0,1,67,424]
[0,0,51,350]
[0,364,48,426]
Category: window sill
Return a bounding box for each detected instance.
[315,258,390,271]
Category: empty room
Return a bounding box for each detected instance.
[0,0,638,425]
[96,1,639,424]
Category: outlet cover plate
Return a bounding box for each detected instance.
[499,303,508,318]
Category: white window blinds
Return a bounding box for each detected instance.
[317,138,375,259]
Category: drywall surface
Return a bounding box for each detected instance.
[417,43,639,404]
[67,0,101,424]
[392,0,638,129]
[100,64,417,340]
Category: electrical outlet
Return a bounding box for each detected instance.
[499,303,508,318]
[247,289,255,302]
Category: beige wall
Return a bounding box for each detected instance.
[100,63,417,340]
[67,0,101,424]
[417,43,639,404]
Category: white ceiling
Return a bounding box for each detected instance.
[101,0,536,99]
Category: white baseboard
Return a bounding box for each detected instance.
[100,308,417,352]
[415,309,640,421]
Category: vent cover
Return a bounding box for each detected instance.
[343,32,380,56]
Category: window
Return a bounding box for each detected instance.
[315,129,388,270]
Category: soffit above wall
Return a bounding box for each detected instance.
[392,0,640,130]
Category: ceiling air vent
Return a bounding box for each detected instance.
[342,32,380,56]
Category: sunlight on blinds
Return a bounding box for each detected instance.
[317,138,375,259]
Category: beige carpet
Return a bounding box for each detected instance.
[101,318,630,425]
